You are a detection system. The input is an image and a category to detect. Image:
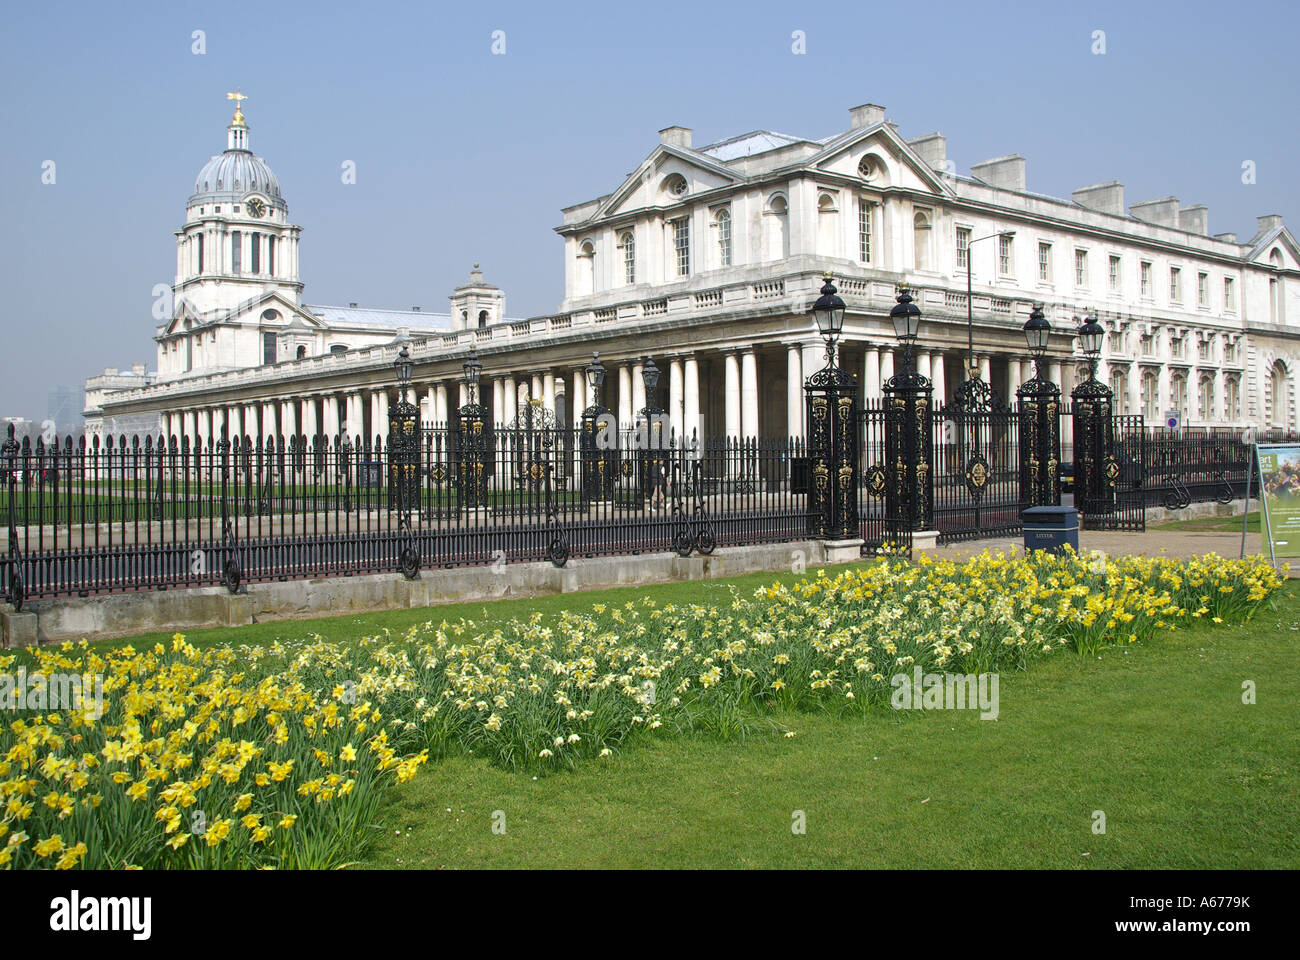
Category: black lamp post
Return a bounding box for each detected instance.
[388,342,420,577]
[456,349,488,510]
[803,274,859,540]
[1071,310,1116,521]
[882,285,933,537]
[1016,303,1061,508]
[812,273,847,366]
[580,352,614,501]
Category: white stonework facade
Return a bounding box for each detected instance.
[89,100,1300,445]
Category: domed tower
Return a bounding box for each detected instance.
[172,91,303,319]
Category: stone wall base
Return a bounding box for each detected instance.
[1,539,856,647]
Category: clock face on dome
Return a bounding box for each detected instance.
[245,197,266,218]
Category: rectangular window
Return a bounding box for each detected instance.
[998,234,1013,275]
[1198,339,1212,361]
[231,230,242,273]
[1109,255,1121,292]
[1224,277,1236,311]
[716,210,732,267]
[1038,242,1051,282]
[1140,261,1152,298]
[1075,249,1088,287]
[955,227,970,271]
[862,201,877,264]
[197,234,204,274]
[1109,332,1124,355]
[618,231,635,285]
[250,232,260,274]
[263,332,276,365]
[1170,336,1185,359]
[1141,334,1155,357]
[1198,272,1209,307]
[1170,267,1181,301]
[267,236,275,276]
[672,218,690,277]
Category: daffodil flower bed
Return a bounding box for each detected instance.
[1,547,1281,869]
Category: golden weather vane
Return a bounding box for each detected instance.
[226,88,247,122]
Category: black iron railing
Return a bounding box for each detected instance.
[0,426,807,604]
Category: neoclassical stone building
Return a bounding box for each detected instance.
[88,97,1300,445]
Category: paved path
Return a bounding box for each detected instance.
[929,528,1293,571]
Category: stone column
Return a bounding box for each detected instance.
[1006,357,1022,398]
[503,377,517,426]
[979,355,991,384]
[228,406,243,442]
[435,384,449,425]
[632,361,646,419]
[683,355,700,445]
[1128,366,1142,419]
[931,354,946,408]
[864,346,881,402]
[211,407,226,444]
[1157,363,1171,419]
[492,378,504,426]
[262,402,278,442]
[195,409,210,452]
[531,374,543,402]
[787,344,803,438]
[617,365,633,425]
[917,350,931,383]
[1214,367,1225,422]
[281,399,298,440]
[322,395,339,438]
[740,349,759,439]
[880,348,895,385]
[571,368,586,416]
[543,373,555,414]
[724,352,741,439]
[182,409,197,446]
[669,357,685,443]
[302,396,318,441]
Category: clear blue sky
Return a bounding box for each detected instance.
[1,0,1295,419]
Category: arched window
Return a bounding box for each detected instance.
[329,344,347,356]
[1141,370,1159,420]
[764,194,789,261]
[478,310,488,328]
[576,240,596,296]
[714,208,732,268]
[913,211,932,271]
[1110,370,1127,413]
[618,231,635,284]
[1271,361,1289,427]
[296,345,307,360]
[816,194,839,258]
[1198,375,1215,421]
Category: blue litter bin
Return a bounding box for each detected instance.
[1022,505,1079,554]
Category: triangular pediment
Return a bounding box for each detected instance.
[1247,227,1300,271]
[589,144,745,223]
[805,123,956,198]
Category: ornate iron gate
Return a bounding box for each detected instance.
[932,377,1023,543]
[857,401,912,555]
[1076,409,1146,531]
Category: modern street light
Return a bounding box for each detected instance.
[964,230,1016,378]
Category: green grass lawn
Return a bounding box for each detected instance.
[1155,511,1261,533]
[82,556,1300,870]
[354,591,1300,870]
